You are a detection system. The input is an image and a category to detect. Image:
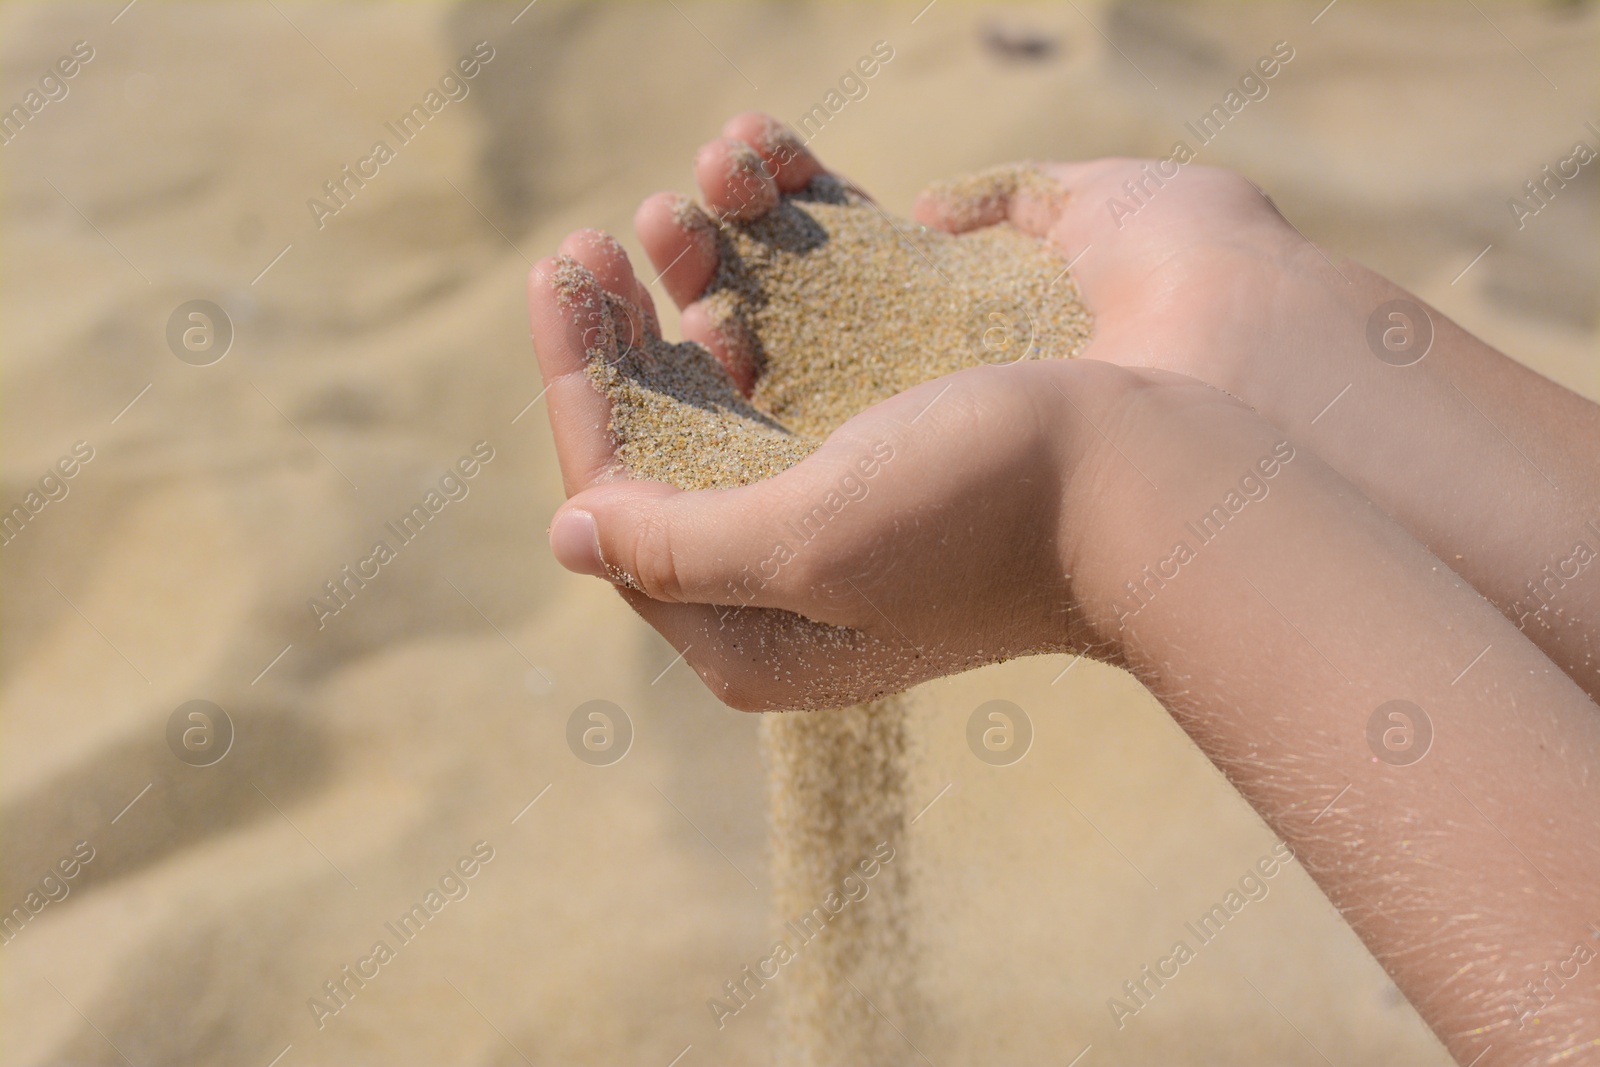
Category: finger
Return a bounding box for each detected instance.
[558,228,660,338]
[632,199,758,392]
[635,191,719,309]
[720,111,826,193]
[527,255,622,494]
[548,371,976,602]
[695,136,779,222]
[912,163,1066,237]
[1028,157,1237,304]
[549,477,806,610]
[680,298,758,396]
[1034,156,1154,252]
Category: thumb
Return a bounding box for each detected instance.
[549,478,803,609]
[912,162,1065,236]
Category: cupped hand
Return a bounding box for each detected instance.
[530,113,1327,711]
[527,226,1154,710]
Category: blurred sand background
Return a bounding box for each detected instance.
[3,2,1596,1064]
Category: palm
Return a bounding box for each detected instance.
[971,162,1338,400]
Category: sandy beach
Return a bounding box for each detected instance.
[3,2,1595,1063]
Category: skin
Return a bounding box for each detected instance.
[528,113,1600,1064]
[644,115,1600,707]
[911,154,1600,709]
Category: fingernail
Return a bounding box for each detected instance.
[550,509,605,577]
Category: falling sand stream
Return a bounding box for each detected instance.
[554,167,1091,1064]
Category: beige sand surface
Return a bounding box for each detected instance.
[2,3,1595,1065]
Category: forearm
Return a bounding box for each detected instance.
[1236,253,1600,703]
[1061,383,1600,1065]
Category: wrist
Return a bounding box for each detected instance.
[1034,359,1157,660]
[1218,247,1398,428]
[1041,360,1311,663]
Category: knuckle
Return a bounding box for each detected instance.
[629,511,685,602]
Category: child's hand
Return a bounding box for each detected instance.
[530,231,1166,709]
[642,114,1600,708]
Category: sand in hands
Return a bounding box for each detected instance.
[556,168,1091,1066]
